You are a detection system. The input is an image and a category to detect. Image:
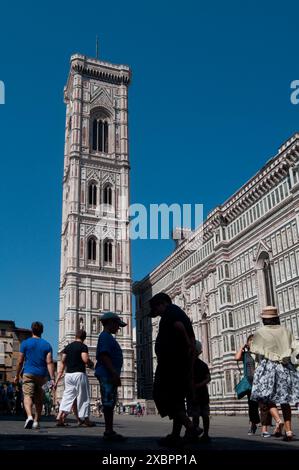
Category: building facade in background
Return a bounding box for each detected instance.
[0,321,31,383]
[134,133,299,412]
[58,54,134,404]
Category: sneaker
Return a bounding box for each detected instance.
[24,417,34,429]
[248,424,257,435]
[33,422,40,430]
[261,432,271,438]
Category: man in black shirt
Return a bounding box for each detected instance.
[55,330,94,426]
[149,292,198,446]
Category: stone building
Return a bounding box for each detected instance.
[133,133,299,412]
[58,54,134,404]
[0,320,31,383]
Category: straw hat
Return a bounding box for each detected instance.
[260,306,278,319]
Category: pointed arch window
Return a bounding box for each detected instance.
[88,183,97,207]
[87,237,97,262]
[92,118,109,153]
[103,184,112,206]
[263,257,275,306]
[104,240,113,264]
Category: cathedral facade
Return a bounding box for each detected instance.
[58,54,134,404]
[133,133,299,412]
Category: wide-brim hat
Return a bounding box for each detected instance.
[100,311,127,327]
[261,306,278,319]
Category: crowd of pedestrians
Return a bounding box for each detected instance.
[3,298,299,448]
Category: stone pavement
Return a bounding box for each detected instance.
[1,414,299,466]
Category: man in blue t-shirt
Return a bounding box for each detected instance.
[95,312,126,441]
[14,321,54,429]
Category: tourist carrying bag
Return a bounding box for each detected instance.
[235,352,252,399]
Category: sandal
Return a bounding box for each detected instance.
[273,422,284,437]
[283,431,293,441]
[79,420,96,427]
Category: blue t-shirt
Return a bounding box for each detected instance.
[20,337,52,377]
[95,331,123,379]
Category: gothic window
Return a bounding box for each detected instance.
[104,240,113,264]
[87,237,97,262]
[103,184,112,205]
[92,117,109,153]
[262,256,275,306]
[88,183,97,207]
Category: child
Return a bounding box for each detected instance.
[187,340,211,442]
[95,312,127,441]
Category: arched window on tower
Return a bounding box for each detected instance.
[92,117,109,153]
[103,184,112,206]
[87,237,97,262]
[104,240,113,264]
[88,183,97,207]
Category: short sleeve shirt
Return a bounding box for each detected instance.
[20,337,52,377]
[63,341,88,373]
[95,331,123,379]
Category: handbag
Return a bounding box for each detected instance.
[235,352,252,399]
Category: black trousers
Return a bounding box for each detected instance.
[247,394,260,424]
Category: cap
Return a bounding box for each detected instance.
[195,340,202,354]
[261,306,278,319]
[100,312,127,327]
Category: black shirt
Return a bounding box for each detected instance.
[155,304,195,368]
[63,341,88,373]
[193,358,210,404]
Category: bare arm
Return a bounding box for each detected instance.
[14,352,25,384]
[81,351,94,368]
[46,351,55,381]
[235,347,244,361]
[55,353,66,387]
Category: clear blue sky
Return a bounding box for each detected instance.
[0,1,299,355]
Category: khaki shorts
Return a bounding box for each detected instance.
[22,374,46,403]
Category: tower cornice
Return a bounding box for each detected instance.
[70,54,131,86]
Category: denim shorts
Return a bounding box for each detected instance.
[97,376,117,409]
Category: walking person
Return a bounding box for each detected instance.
[187,340,211,442]
[14,321,55,429]
[251,306,299,441]
[95,312,127,441]
[235,335,261,435]
[149,292,198,447]
[55,329,94,427]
